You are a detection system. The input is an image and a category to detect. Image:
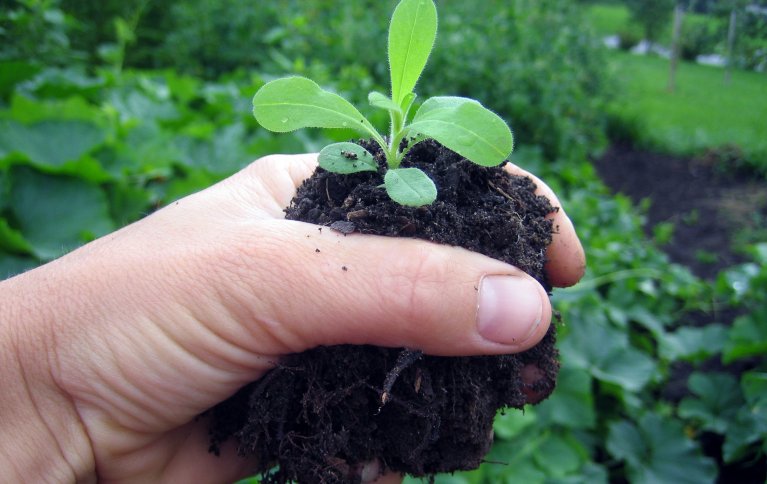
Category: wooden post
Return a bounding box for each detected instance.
[667,3,684,93]
[725,9,737,85]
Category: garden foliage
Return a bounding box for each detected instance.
[1,0,764,482]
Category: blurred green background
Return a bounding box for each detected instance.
[1,0,766,482]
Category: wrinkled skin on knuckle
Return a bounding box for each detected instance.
[201,224,310,356]
[376,243,453,335]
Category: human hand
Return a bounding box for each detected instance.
[0,153,584,483]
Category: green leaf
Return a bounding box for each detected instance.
[368,91,401,114]
[175,124,250,175]
[9,168,114,260]
[0,218,33,254]
[318,142,378,174]
[723,309,767,363]
[532,433,587,478]
[659,324,728,363]
[536,367,596,429]
[388,0,437,105]
[0,61,40,99]
[252,77,372,137]
[0,253,38,280]
[493,407,537,440]
[409,96,513,167]
[607,413,717,484]
[7,93,105,124]
[0,119,107,171]
[384,168,436,207]
[400,92,417,117]
[679,372,743,433]
[722,371,767,462]
[560,317,657,392]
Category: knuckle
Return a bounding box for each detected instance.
[377,243,451,326]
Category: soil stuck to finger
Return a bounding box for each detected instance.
[208,139,559,483]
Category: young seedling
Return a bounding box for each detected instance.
[252,0,513,207]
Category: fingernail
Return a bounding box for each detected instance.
[477,275,543,346]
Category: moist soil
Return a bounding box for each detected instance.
[595,143,767,280]
[208,139,559,483]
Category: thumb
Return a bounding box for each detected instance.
[226,219,552,358]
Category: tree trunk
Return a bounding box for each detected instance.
[667,3,684,92]
[725,9,737,85]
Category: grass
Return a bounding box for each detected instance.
[607,51,767,173]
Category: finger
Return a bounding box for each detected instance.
[503,163,586,287]
[213,220,552,358]
[224,153,319,218]
[160,421,258,484]
[234,154,585,288]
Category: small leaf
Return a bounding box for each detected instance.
[384,168,436,207]
[368,91,401,114]
[318,142,378,174]
[400,92,417,116]
[252,77,372,136]
[409,96,513,167]
[388,0,437,105]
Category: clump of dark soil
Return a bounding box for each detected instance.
[209,139,559,483]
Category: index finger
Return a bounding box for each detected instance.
[503,163,586,288]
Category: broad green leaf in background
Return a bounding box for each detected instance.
[107,180,156,227]
[388,0,437,106]
[493,407,538,440]
[536,367,596,429]
[532,433,589,478]
[9,168,114,260]
[318,142,378,174]
[723,310,767,363]
[679,372,743,434]
[723,372,767,462]
[0,218,33,254]
[658,324,728,363]
[108,89,180,123]
[560,317,657,392]
[723,408,767,463]
[0,119,107,171]
[607,413,717,484]
[6,93,105,124]
[0,254,38,280]
[409,97,513,167]
[252,77,374,137]
[383,167,437,206]
[0,61,40,100]
[175,123,250,175]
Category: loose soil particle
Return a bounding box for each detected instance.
[209,139,559,483]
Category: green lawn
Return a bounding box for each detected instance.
[608,51,767,172]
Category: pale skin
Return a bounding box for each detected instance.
[0,153,585,483]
